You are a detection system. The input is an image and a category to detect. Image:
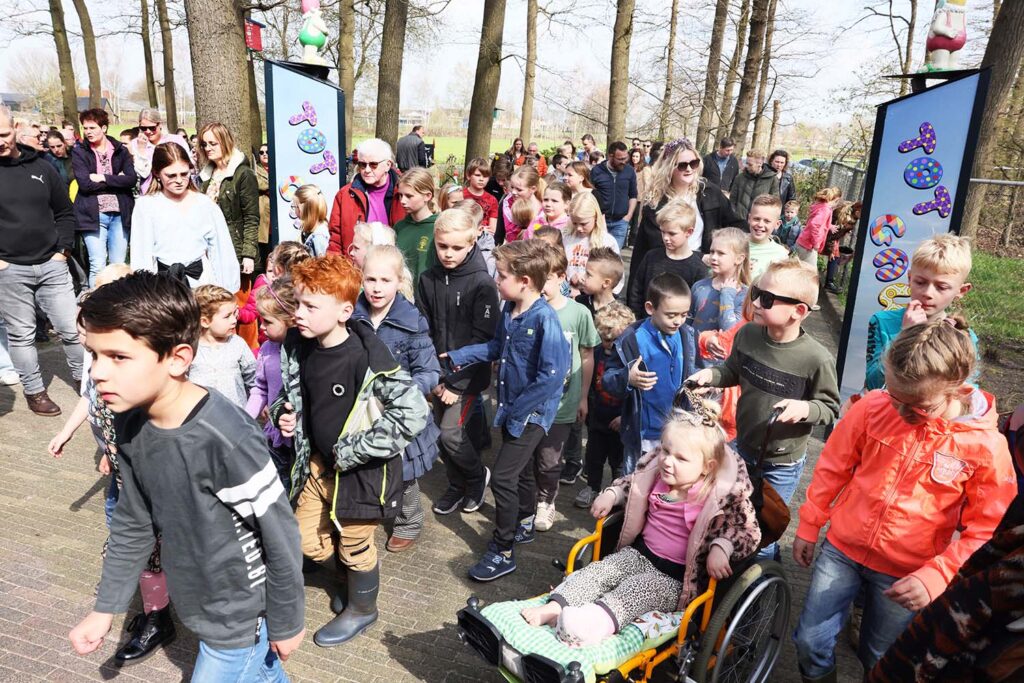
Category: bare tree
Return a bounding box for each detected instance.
[47,0,79,126]
[695,0,729,153]
[729,0,770,152]
[465,0,507,162]
[69,0,102,108]
[607,0,636,144]
[768,98,780,150]
[339,0,355,152]
[155,0,178,129]
[139,0,159,106]
[375,0,409,146]
[960,0,1024,238]
[750,0,777,150]
[719,0,751,138]
[519,0,537,142]
[656,0,679,141]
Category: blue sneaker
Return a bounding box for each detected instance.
[514,521,535,545]
[468,544,516,582]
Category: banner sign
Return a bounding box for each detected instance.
[265,60,346,244]
[836,70,989,400]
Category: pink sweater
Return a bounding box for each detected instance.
[796,201,834,254]
[642,478,705,565]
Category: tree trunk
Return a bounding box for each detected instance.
[898,0,918,97]
[70,0,102,109]
[695,0,729,153]
[140,0,159,107]
[338,0,355,153]
[155,0,178,130]
[607,0,636,145]
[519,0,537,142]
[960,0,1024,239]
[657,0,680,141]
[465,0,507,163]
[47,0,79,127]
[375,0,409,147]
[750,0,777,150]
[767,98,780,151]
[729,0,770,152]
[247,40,262,148]
[183,0,254,152]
[719,0,751,139]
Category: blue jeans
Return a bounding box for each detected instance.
[0,259,83,394]
[0,319,15,375]
[104,475,119,528]
[793,540,915,678]
[736,443,806,560]
[191,619,288,683]
[605,218,628,249]
[83,212,127,287]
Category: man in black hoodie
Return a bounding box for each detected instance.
[0,105,83,416]
[416,210,499,516]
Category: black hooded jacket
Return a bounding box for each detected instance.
[0,144,76,265]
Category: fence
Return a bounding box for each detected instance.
[826,161,866,202]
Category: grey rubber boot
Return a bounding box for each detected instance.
[314,564,380,647]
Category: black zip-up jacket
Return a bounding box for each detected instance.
[416,245,499,396]
[0,144,76,265]
[71,135,137,233]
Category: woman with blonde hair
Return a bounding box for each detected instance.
[632,138,742,270]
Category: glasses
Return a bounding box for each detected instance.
[643,143,652,148]
[356,160,384,170]
[200,140,220,148]
[259,149,268,155]
[140,125,159,133]
[676,159,700,172]
[883,390,947,422]
[749,284,807,309]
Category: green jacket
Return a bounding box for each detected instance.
[269,324,429,521]
[729,167,780,221]
[200,149,260,261]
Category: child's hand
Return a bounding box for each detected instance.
[270,627,306,662]
[901,300,929,329]
[278,402,296,437]
[437,388,459,406]
[69,611,114,655]
[705,333,726,359]
[48,429,73,458]
[772,399,810,423]
[792,538,816,568]
[576,400,588,423]
[590,491,615,519]
[609,417,621,432]
[628,356,657,391]
[98,453,111,475]
[706,545,732,579]
[438,352,462,372]
[686,369,714,387]
[884,575,930,611]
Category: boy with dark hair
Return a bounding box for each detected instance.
[69,272,306,678]
[273,254,429,647]
[575,247,623,317]
[464,156,499,235]
[603,273,697,474]
[446,239,571,581]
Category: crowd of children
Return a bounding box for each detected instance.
[58,145,1018,683]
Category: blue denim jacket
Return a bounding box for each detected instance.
[448,298,570,438]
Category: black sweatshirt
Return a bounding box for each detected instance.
[95,391,305,648]
[0,144,76,265]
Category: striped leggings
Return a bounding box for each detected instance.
[392,479,424,540]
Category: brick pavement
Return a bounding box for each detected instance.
[0,290,864,682]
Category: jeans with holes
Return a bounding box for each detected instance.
[191,619,288,683]
[83,212,127,287]
[792,540,915,678]
[605,218,629,249]
[0,259,83,394]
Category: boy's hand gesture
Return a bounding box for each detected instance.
[792,538,816,568]
[48,429,73,458]
[628,356,657,391]
[901,300,929,329]
[271,628,306,662]
[438,352,461,372]
[576,399,588,423]
[772,399,810,423]
[69,611,114,655]
[884,576,930,611]
[278,402,296,437]
[686,369,714,387]
[434,385,459,406]
[590,490,615,519]
[706,545,732,579]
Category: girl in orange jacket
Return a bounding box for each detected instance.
[792,320,1017,683]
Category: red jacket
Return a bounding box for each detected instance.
[797,389,1017,600]
[327,171,406,255]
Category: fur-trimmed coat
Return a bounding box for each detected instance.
[603,445,761,608]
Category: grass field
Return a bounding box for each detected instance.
[959,251,1024,343]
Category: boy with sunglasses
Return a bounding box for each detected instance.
[689,258,840,559]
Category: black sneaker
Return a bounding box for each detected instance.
[462,467,491,513]
[432,486,464,515]
[559,461,583,485]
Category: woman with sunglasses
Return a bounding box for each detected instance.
[627,138,743,299]
[254,145,272,267]
[129,109,190,194]
[326,137,407,254]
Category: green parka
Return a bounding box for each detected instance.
[199,148,260,262]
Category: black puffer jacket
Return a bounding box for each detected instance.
[416,245,500,395]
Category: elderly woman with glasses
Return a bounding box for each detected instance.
[129,108,190,193]
[325,137,407,254]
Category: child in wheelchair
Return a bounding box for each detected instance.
[520,399,761,647]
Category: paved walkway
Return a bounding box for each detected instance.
[0,293,863,682]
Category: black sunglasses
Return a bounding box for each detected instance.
[676,159,700,172]
[356,160,383,170]
[139,125,159,132]
[750,284,806,309]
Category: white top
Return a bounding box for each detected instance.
[562,230,623,294]
[188,335,256,408]
[684,194,705,253]
[130,192,240,292]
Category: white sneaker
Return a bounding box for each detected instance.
[534,502,556,532]
[574,487,597,509]
[0,371,20,386]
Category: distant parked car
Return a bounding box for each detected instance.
[792,158,828,175]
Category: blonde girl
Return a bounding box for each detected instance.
[521,400,760,647]
[348,221,396,269]
[292,184,329,256]
[563,191,620,292]
[794,186,842,265]
[394,167,439,284]
[438,183,465,211]
[690,227,751,365]
[501,165,545,241]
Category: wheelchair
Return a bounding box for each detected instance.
[456,510,791,683]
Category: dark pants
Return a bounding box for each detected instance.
[521,423,571,512]
[825,255,840,287]
[435,394,486,493]
[584,423,625,492]
[562,419,583,472]
[491,424,545,551]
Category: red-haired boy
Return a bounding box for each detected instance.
[271,254,429,647]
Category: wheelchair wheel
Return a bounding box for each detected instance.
[690,560,790,683]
